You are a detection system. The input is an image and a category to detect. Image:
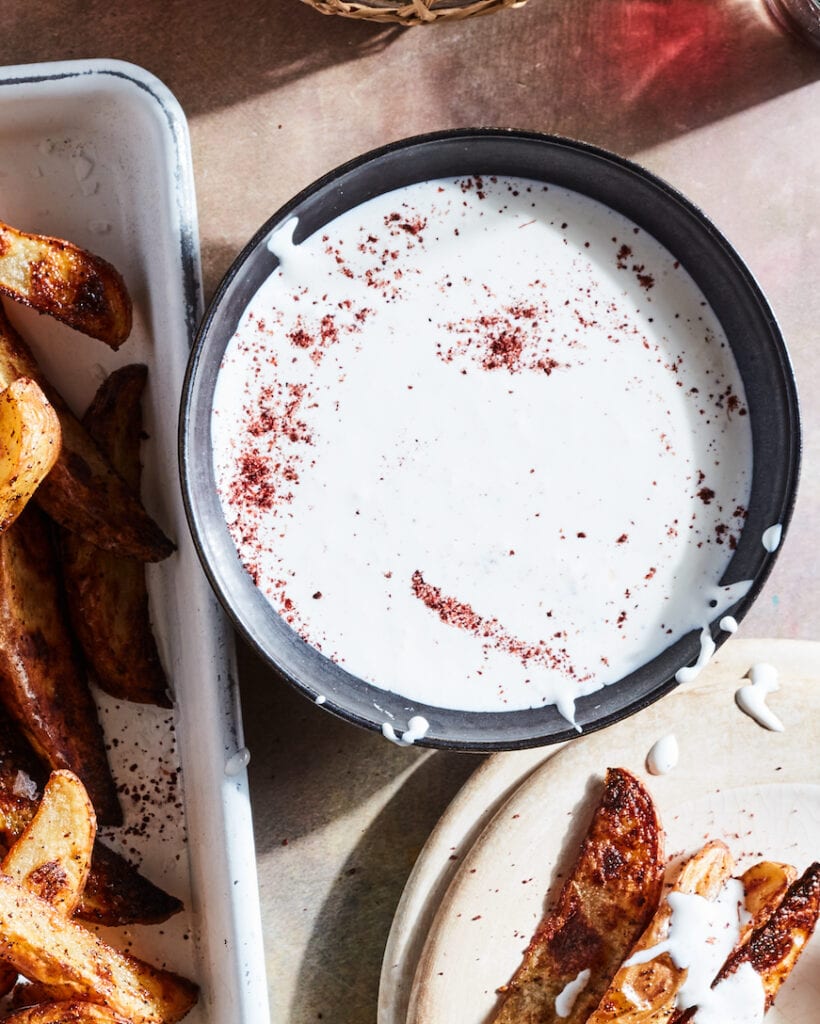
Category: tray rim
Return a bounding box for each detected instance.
[0,56,270,1024]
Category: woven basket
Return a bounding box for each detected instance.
[301,0,528,25]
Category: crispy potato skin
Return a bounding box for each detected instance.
[0,303,173,561]
[0,505,121,825]
[491,768,664,1024]
[0,377,61,533]
[0,716,180,926]
[61,365,170,706]
[76,837,182,927]
[0,222,132,349]
[2,1000,131,1023]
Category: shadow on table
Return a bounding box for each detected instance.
[289,746,480,1024]
[4,0,819,161]
[3,0,402,115]
[237,638,482,848]
[239,628,482,1020]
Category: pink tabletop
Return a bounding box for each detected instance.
[2,2,819,1020]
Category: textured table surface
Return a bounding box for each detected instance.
[2,2,819,1021]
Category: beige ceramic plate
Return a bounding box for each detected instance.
[378,638,820,1024]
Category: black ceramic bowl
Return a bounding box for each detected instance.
[180,129,800,751]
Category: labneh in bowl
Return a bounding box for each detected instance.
[180,130,800,751]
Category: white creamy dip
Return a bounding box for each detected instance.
[212,176,753,718]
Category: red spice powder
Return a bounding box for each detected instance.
[615,243,633,269]
[288,327,312,348]
[410,570,586,681]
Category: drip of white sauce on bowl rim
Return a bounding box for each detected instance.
[382,715,430,747]
[675,579,752,685]
[761,523,782,553]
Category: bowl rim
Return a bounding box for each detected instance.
[179,127,801,752]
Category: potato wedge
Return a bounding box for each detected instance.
[492,768,665,1024]
[0,874,197,1024]
[738,860,797,939]
[585,839,734,1024]
[664,861,800,1024]
[0,221,132,348]
[0,770,96,998]
[0,718,180,926]
[0,377,61,533]
[0,302,173,561]
[1,1001,131,1024]
[2,770,95,915]
[75,840,182,927]
[0,785,181,926]
[61,365,170,706]
[0,505,121,825]
[713,861,820,1010]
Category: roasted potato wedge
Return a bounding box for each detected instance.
[0,303,173,562]
[0,874,197,1024]
[61,365,170,706]
[0,718,180,926]
[1,1001,131,1024]
[664,860,799,1024]
[0,221,131,349]
[0,786,181,926]
[75,840,181,927]
[738,860,798,939]
[0,770,96,998]
[0,505,121,825]
[714,861,820,1010]
[491,768,665,1024]
[585,839,734,1024]
[0,377,61,533]
[2,770,95,915]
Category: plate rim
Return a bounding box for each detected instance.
[379,637,820,1024]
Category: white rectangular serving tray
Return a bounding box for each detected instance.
[0,59,269,1024]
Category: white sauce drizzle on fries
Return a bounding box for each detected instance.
[624,878,764,1020]
[554,968,591,1017]
[696,961,766,1024]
